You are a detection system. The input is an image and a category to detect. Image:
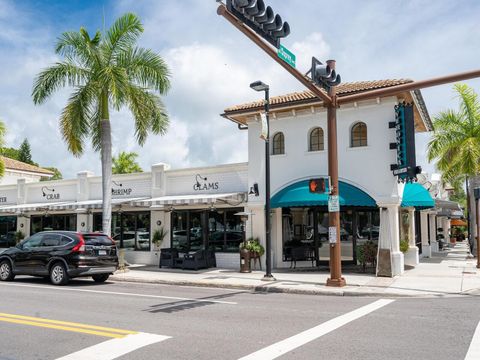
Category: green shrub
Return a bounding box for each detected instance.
[399,239,409,253]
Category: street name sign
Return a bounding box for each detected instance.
[277,45,296,68]
[328,195,340,212]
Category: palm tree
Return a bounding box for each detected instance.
[0,121,7,177]
[427,83,480,252]
[112,151,143,174]
[32,13,170,236]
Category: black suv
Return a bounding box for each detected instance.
[0,231,118,285]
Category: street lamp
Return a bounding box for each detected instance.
[250,80,275,281]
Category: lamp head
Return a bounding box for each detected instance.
[250,80,269,92]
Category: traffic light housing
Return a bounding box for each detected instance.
[391,103,420,182]
[309,57,341,90]
[309,178,328,194]
[227,0,290,49]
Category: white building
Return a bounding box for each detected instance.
[0,80,462,276]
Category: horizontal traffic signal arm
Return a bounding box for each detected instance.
[337,68,480,105]
[217,3,332,105]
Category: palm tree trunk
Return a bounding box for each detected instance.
[100,93,112,237]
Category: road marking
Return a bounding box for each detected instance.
[465,320,480,359]
[0,312,137,338]
[0,313,138,337]
[238,299,395,360]
[55,332,170,360]
[0,282,237,305]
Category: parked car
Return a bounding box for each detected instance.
[112,231,150,250]
[0,231,16,248]
[0,231,118,285]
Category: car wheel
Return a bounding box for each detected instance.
[0,260,15,281]
[92,274,110,283]
[50,262,69,286]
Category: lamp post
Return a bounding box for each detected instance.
[250,80,275,281]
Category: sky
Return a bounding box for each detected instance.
[0,0,479,178]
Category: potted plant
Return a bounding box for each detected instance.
[399,238,409,253]
[14,231,25,244]
[245,237,264,270]
[152,226,168,250]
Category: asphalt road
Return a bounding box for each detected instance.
[0,276,479,360]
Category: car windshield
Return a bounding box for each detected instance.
[83,234,113,246]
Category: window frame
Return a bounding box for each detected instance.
[272,132,285,155]
[309,127,324,152]
[350,122,368,148]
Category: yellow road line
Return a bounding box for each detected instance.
[0,312,137,335]
[0,313,138,338]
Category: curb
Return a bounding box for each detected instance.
[109,274,454,298]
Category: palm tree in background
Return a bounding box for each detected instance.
[112,151,143,174]
[0,121,7,177]
[427,83,480,251]
[32,13,170,236]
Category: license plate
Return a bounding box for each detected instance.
[98,250,107,256]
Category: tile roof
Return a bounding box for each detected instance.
[1,156,54,176]
[223,79,413,114]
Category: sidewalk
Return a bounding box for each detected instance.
[110,241,480,298]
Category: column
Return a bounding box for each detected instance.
[420,210,431,257]
[377,203,404,277]
[404,207,419,266]
[429,213,438,252]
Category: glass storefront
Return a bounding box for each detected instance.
[282,207,379,265]
[31,214,77,234]
[171,208,244,253]
[0,216,17,247]
[93,212,150,251]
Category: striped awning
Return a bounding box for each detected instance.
[48,197,149,210]
[133,193,246,207]
[0,201,71,213]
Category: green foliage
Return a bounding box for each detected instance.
[41,167,63,181]
[1,147,20,160]
[18,139,34,165]
[112,151,143,174]
[240,237,265,256]
[356,241,378,271]
[14,231,25,243]
[399,239,409,253]
[427,84,480,181]
[152,226,168,247]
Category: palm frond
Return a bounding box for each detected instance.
[32,62,90,104]
[119,47,171,94]
[103,13,143,65]
[55,30,101,68]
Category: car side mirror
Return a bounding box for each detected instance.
[16,243,23,250]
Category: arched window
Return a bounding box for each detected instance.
[272,132,285,155]
[351,122,367,147]
[309,127,324,151]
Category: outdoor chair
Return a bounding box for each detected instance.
[182,249,208,270]
[205,248,217,268]
[290,246,315,269]
[159,248,179,268]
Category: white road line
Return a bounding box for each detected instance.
[55,332,170,360]
[465,320,480,360]
[0,282,237,305]
[238,299,395,360]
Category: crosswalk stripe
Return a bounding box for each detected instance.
[238,299,395,360]
[465,320,480,360]
[55,332,171,360]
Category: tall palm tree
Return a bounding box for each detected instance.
[427,83,480,251]
[32,13,170,236]
[112,151,142,174]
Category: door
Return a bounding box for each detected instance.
[14,233,44,273]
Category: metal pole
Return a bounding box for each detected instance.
[477,197,480,268]
[263,88,275,280]
[326,84,346,287]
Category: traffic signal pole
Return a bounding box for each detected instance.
[326,84,346,286]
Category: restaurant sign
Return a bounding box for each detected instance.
[193,174,219,191]
[42,186,60,200]
[111,181,133,196]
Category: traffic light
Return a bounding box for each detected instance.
[309,57,341,90]
[309,178,327,194]
[227,0,290,49]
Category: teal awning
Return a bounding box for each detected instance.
[401,183,434,209]
[271,180,376,208]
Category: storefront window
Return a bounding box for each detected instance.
[0,216,17,247]
[31,214,76,234]
[282,207,379,265]
[171,208,243,253]
[94,212,150,251]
